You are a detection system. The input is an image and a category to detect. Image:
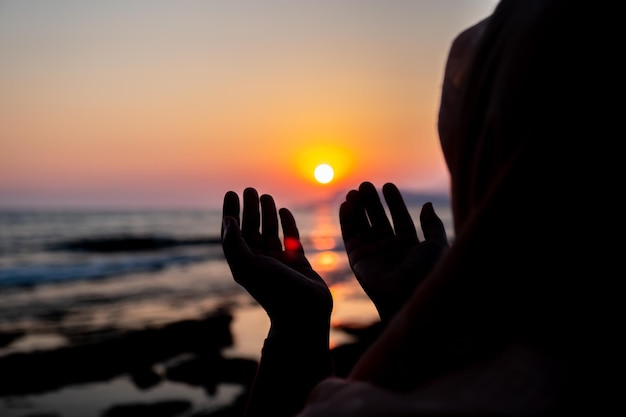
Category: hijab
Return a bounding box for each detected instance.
[348,0,622,411]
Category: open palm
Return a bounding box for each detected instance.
[340,182,448,322]
[222,188,332,330]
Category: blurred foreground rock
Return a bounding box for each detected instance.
[0,309,237,396]
[0,309,381,417]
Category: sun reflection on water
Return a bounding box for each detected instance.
[309,204,340,251]
[310,251,341,272]
[303,203,380,340]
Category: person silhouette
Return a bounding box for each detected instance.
[222,0,622,415]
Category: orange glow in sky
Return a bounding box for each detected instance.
[296,143,352,187]
[0,1,499,209]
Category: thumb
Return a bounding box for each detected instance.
[420,202,448,244]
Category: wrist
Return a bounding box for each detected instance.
[268,320,330,343]
[264,328,331,367]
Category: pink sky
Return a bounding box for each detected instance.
[0,1,497,209]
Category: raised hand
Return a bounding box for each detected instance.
[222,188,334,417]
[221,187,333,336]
[340,182,448,322]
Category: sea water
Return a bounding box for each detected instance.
[0,193,451,417]
[0,194,452,350]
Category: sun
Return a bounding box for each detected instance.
[314,163,334,184]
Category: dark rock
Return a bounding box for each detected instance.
[102,399,191,417]
[129,366,162,390]
[165,356,257,394]
[330,320,383,377]
[0,311,233,396]
[332,320,383,341]
[0,330,25,348]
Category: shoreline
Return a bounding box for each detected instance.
[0,304,380,417]
[0,260,380,417]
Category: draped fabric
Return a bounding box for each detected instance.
[348,0,623,413]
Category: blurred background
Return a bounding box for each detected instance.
[0,1,498,416]
[1,0,498,209]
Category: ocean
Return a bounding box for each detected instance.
[0,193,452,417]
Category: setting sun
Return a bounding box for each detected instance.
[314,164,335,184]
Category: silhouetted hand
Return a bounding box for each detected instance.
[340,182,448,321]
[222,188,333,337]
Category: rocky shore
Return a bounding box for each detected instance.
[0,308,379,417]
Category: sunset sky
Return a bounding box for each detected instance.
[0,0,497,209]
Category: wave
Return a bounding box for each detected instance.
[0,234,226,288]
[50,235,221,252]
[0,252,218,288]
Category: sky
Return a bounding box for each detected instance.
[0,0,498,209]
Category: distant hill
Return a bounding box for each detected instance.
[297,188,450,209]
[392,189,451,207]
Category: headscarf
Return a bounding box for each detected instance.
[347,0,622,411]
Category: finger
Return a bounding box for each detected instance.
[260,194,282,251]
[359,182,393,236]
[382,183,418,240]
[222,191,240,239]
[420,202,448,244]
[339,200,357,243]
[241,187,262,246]
[341,189,370,247]
[279,208,304,253]
[345,189,370,231]
[221,216,255,281]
